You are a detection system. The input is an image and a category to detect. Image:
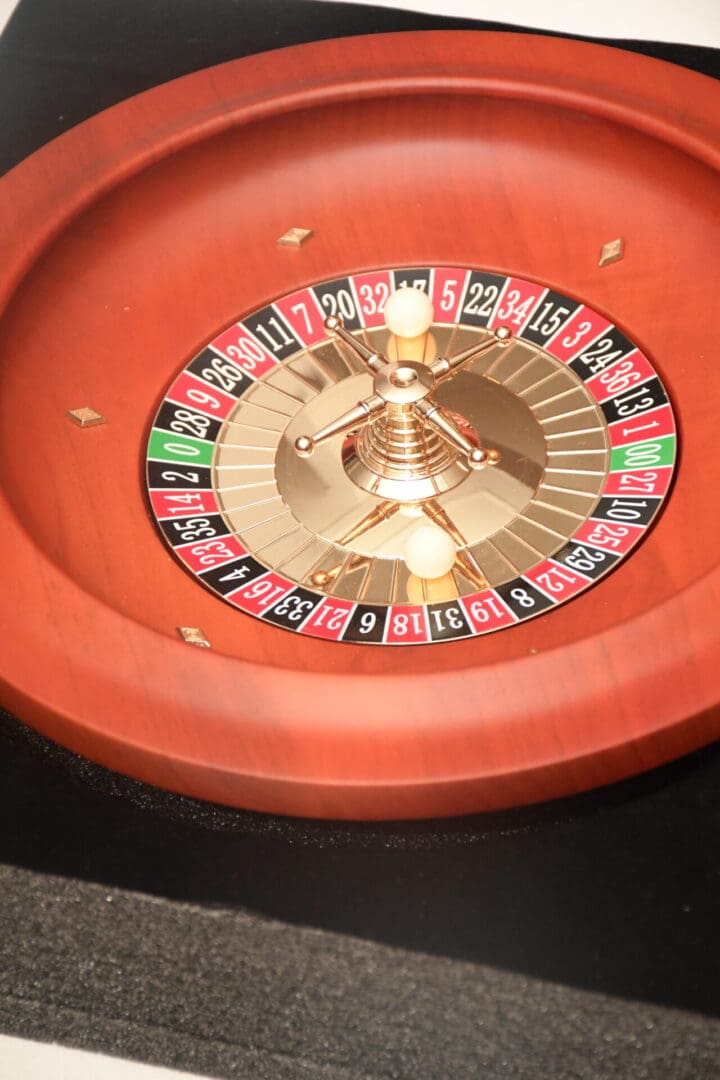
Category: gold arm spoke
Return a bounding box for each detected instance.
[422,499,488,590]
[336,500,401,546]
[325,315,387,373]
[453,554,488,592]
[421,499,468,546]
[306,503,402,589]
[294,394,385,457]
[309,552,369,590]
[413,399,497,470]
[430,326,513,382]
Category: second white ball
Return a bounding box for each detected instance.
[404,524,457,580]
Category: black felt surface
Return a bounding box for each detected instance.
[0,1,719,1075]
[2,861,719,1080]
[2,708,720,1077]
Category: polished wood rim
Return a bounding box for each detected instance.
[0,31,718,818]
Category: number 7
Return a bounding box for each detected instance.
[291,302,313,335]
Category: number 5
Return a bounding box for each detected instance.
[440,279,459,312]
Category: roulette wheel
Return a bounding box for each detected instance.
[0,28,718,821]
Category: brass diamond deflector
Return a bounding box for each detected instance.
[277,226,314,248]
[177,627,211,647]
[67,406,105,427]
[598,238,624,267]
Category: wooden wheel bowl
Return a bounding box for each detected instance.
[0,31,718,819]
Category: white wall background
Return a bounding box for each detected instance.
[321,0,720,48]
[0,0,719,45]
[0,0,16,33]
